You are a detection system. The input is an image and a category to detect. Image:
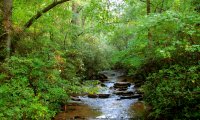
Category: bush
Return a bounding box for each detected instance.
[143,65,200,119]
[0,56,81,119]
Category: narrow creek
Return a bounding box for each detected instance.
[55,70,144,120]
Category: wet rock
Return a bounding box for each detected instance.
[114,82,131,90]
[114,85,128,89]
[101,83,106,87]
[113,91,134,96]
[111,73,116,76]
[114,82,131,87]
[71,96,81,101]
[131,94,142,98]
[115,87,128,91]
[98,94,110,98]
[88,94,98,98]
[120,96,135,99]
[109,86,114,89]
[119,94,142,99]
[98,73,108,79]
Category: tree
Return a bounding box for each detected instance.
[1,0,12,59]
[0,0,71,61]
[24,0,71,29]
[146,0,152,47]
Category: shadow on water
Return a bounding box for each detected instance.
[54,70,146,120]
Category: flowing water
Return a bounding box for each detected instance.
[55,70,143,120]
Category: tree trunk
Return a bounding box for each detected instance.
[1,0,12,60]
[146,0,150,15]
[71,2,80,25]
[146,0,152,47]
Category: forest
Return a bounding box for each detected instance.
[0,0,199,119]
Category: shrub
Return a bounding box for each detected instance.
[0,56,79,119]
[143,65,200,119]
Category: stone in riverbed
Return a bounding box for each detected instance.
[114,82,131,86]
[115,87,128,91]
[111,73,116,76]
[70,96,81,101]
[88,94,98,98]
[114,85,128,89]
[98,94,110,98]
[119,94,143,99]
[101,83,106,87]
[114,82,131,89]
[113,91,134,96]
[120,96,135,99]
[88,94,110,98]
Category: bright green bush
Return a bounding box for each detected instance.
[143,65,200,119]
[0,56,81,119]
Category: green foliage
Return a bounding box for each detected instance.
[1,0,200,119]
[111,5,200,72]
[1,0,114,119]
[0,56,73,119]
[143,65,200,119]
[76,34,112,79]
[110,0,200,119]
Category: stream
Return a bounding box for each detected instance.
[55,70,144,120]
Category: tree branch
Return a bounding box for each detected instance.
[24,0,70,29]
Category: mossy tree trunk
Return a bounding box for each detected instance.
[146,0,152,47]
[0,0,13,61]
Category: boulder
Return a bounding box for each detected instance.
[70,96,81,101]
[110,73,116,76]
[98,94,110,98]
[88,94,98,98]
[114,85,128,89]
[120,96,135,99]
[119,94,143,99]
[113,91,134,96]
[100,83,106,87]
[115,87,128,91]
[114,82,131,86]
[114,82,131,89]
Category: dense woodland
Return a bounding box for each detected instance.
[0,0,199,119]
